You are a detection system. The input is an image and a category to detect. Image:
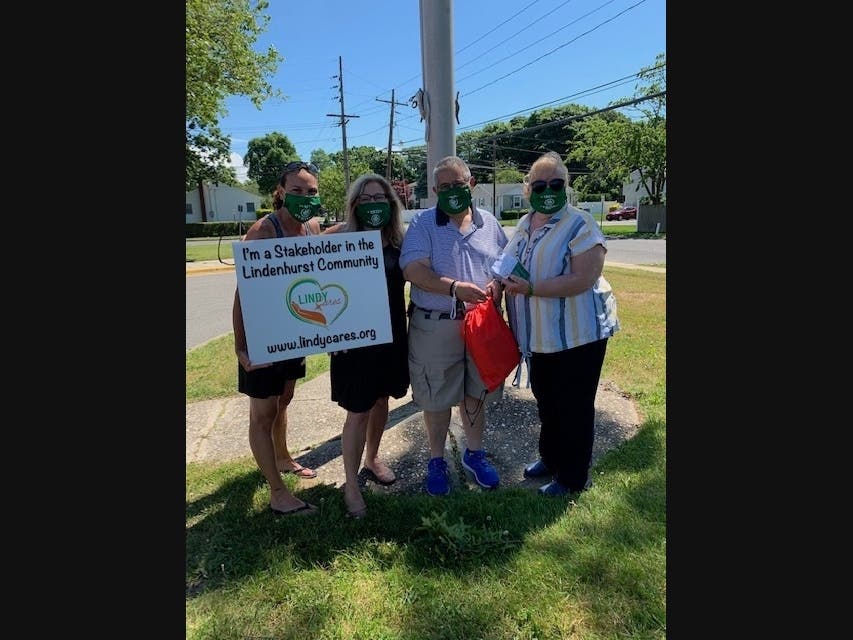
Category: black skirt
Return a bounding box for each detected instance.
[330,244,410,413]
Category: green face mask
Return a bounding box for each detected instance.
[284,192,321,222]
[437,185,472,215]
[529,188,567,215]
[355,201,391,229]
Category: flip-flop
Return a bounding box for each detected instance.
[270,502,318,517]
[280,464,317,479]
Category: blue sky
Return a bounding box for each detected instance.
[220,0,665,181]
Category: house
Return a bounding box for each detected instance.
[621,169,666,208]
[186,183,263,224]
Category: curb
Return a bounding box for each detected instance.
[186,262,235,276]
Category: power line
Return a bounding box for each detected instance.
[456,0,595,75]
[456,0,543,59]
[482,91,666,142]
[462,0,648,97]
[457,67,660,133]
[398,83,664,148]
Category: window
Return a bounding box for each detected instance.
[246,202,255,213]
[185,203,193,216]
[512,195,522,208]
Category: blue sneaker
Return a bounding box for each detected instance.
[461,448,500,489]
[539,477,593,496]
[425,457,450,496]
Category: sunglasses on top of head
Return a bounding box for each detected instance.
[281,161,319,180]
[530,178,566,194]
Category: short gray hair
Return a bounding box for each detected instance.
[432,155,471,182]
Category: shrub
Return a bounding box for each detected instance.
[185,222,254,238]
[499,208,528,221]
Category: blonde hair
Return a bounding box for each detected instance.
[523,151,569,197]
[339,173,405,248]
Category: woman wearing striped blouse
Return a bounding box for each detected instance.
[498,151,620,497]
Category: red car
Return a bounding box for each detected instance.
[605,206,637,221]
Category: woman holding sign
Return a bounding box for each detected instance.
[323,174,410,519]
[232,161,323,517]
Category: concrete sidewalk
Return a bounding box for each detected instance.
[186,364,642,496]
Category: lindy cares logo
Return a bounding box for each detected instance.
[286,278,348,327]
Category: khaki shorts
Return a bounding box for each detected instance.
[407,307,504,411]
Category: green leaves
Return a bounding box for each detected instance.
[414,510,517,565]
[186,0,283,190]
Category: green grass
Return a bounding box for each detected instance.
[186,240,235,263]
[186,266,665,639]
[186,334,330,402]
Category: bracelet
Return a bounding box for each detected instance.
[449,280,458,296]
[527,282,534,296]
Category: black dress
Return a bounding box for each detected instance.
[330,243,410,413]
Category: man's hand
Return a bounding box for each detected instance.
[485,278,503,300]
[454,281,487,304]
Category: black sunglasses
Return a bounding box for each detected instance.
[530,178,566,194]
[281,161,319,180]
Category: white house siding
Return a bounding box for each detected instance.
[621,169,666,208]
[185,184,263,224]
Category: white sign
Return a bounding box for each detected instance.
[233,231,392,365]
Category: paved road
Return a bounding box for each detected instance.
[186,235,665,351]
[186,270,237,350]
[602,237,666,266]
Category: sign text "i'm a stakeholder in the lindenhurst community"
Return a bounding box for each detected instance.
[239,236,381,279]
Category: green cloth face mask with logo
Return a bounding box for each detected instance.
[355,202,391,229]
[437,185,472,215]
[284,193,322,222]
[529,189,567,215]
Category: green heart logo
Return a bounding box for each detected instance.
[286,278,348,327]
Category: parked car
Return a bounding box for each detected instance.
[605,206,637,221]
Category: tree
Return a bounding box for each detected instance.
[240,180,261,195]
[399,147,427,201]
[495,167,524,184]
[317,160,371,220]
[185,0,282,191]
[310,149,334,172]
[185,124,239,191]
[568,53,666,205]
[567,116,632,200]
[329,146,387,178]
[391,179,413,208]
[244,132,298,196]
[623,53,666,205]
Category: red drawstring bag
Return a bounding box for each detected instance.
[462,298,521,393]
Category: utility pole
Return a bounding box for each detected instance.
[418,0,455,202]
[327,56,359,191]
[376,89,408,181]
[492,138,497,215]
